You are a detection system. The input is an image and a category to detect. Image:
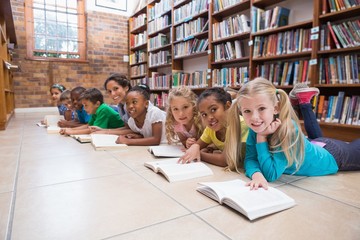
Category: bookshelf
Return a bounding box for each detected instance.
[0,0,17,130]
[128,0,360,141]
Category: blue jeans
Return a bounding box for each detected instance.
[299,103,360,171]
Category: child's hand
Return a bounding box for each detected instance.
[246,172,269,190]
[178,144,200,164]
[125,133,143,139]
[58,119,67,128]
[59,128,71,135]
[185,137,196,148]
[258,118,281,137]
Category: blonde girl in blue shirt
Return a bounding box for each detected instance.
[227,77,360,190]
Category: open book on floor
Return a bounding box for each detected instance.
[197,179,296,221]
[144,158,213,182]
[70,134,92,143]
[41,115,64,134]
[90,134,126,150]
[148,145,184,157]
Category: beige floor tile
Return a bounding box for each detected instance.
[107,214,228,240]
[0,146,19,193]
[11,173,189,240]
[17,151,132,190]
[196,185,360,240]
[277,174,307,183]
[290,172,360,208]
[0,192,12,240]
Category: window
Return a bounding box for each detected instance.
[25,0,86,61]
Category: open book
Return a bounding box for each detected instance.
[70,134,92,143]
[90,134,126,150]
[148,145,184,157]
[41,115,63,134]
[144,158,213,182]
[197,179,296,220]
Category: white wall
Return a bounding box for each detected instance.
[86,0,141,16]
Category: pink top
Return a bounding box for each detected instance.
[174,123,197,139]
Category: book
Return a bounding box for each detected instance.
[90,134,126,151]
[148,145,184,158]
[332,91,345,123]
[197,179,296,220]
[47,126,61,134]
[144,158,213,182]
[70,134,92,143]
[43,115,64,127]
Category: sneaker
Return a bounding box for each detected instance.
[289,83,309,105]
[295,88,320,104]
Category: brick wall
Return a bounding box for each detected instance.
[11,0,129,108]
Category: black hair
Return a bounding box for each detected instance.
[104,73,131,91]
[197,87,231,106]
[80,88,104,104]
[60,89,71,101]
[50,83,66,92]
[127,84,150,100]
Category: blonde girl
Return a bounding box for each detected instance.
[229,78,359,190]
[165,86,203,148]
[179,87,249,167]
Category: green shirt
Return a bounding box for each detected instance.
[88,103,124,129]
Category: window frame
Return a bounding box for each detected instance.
[25,0,87,62]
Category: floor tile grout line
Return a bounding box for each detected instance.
[288,183,360,209]
[5,120,26,240]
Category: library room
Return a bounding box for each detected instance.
[0,0,359,239]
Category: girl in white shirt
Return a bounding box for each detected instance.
[115,84,167,145]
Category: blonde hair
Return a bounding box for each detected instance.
[165,86,202,144]
[226,77,305,172]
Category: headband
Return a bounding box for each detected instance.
[51,84,65,92]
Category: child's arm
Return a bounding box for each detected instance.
[90,125,134,135]
[60,124,91,135]
[116,122,163,146]
[245,172,269,190]
[199,148,227,167]
[58,119,84,128]
[178,139,208,163]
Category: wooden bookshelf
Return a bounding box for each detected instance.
[0,0,17,130]
[128,0,360,141]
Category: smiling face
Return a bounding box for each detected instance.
[198,96,229,132]
[170,96,194,127]
[50,88,62,103]
[106,80,129,105]
[239,93,278,133]
[71,91,84,111]
[125,91,148,120]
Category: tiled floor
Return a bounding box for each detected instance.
[1,111,360,240]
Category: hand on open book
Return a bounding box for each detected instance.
[246,172,269,190]
[89,126,103,132]
[178,143,201,164]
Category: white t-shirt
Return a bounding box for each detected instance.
[127,103,167,144]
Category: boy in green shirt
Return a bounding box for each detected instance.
[60,88,124,135]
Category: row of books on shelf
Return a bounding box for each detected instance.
[324,20,360,50]
[322,0,360,14]
[173,0,208,25]
[213,0,245,13]
[212,14,250,41]
[130,50,147,65]
[256,60,310,86]
[315,93,360,126]
[130,31,147,48]
[319,54,360,84]
[148,72,172,89]
[172,70,208,88]
[212,66,249,87]
[148,0,172,22]
[130,13,146,30]
[251,6,290,33]
[150,92,168,108]
[214,40,245,62]
[131,64,147,76]
[175,18,208,41]
[149,50,171,67]
[149,33,170,50]
[148,15,171,35]
[253,28,312,57]
[173,38,209,57]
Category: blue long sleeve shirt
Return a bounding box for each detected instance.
[244,127,338,182]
